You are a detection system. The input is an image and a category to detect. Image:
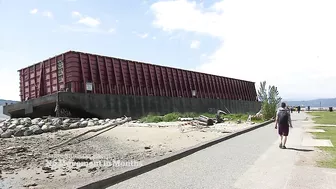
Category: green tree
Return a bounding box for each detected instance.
[257,81,282,120]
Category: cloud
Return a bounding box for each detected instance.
[108,28,115,33]
[71,11,81,17]
[133,31,149,39]
[152,36,157,40]
[59,25,114,34]
[30,8,38,14]
[150,0,336,99]
[71,11,100,27]
[190,40,200,49]
[42,11,53,18]
[61,11,114,34]
[78,17,100,27]
[139,33,149,38]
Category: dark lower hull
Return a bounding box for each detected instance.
[4,92,261,119]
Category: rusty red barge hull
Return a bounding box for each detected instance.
[4,51,260,119]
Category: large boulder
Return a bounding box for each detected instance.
[1,129,14,138]
[31,118,41,125]
[21,118,32,125]
[69,122,80,129]
[15,125,25,131]
[60,123,70,130]
[24,129,33,136]
[41,125,50,132]
[38,121,45,127]
[87,121,95,127]
[8,124,17,130]
[98,120,105,125]
[63,119,71,124]
[29,125,43,135]
[14,129,25,137]
[79,121,88,128]
[11,119,19,126]
[52,118,62,127]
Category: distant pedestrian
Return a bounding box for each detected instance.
[275,102,293,149]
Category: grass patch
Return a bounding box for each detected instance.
[139,112,265,123]
[307,111,336,125]
[313,126,336,168]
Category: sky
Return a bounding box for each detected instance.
[0,0,335,101]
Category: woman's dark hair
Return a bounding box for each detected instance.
[281,102,286,108]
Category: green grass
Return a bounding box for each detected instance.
[307,111,336,125]
[313,126,336,168]
[139,112,265,123]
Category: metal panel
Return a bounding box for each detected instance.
[18,51,258,102]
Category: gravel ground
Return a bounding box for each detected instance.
[0,119,256,189]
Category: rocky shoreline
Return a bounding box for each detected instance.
[0,117,125,138]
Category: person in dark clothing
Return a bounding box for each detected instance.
[297,106,301,113]
[275,102,293,149]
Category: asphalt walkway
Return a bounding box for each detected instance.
[108,112,336,189]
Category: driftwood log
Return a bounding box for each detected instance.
[197,115,214,126]
[49,116,132,150]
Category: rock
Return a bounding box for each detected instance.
[63,119,71,124]
[79,121,88,127]
[42,167,52,171]
[31,118,41,125]
[93,118,99,121]
[105,119,111,122]
[41,125,49,132]
[23,183,37,187]
[15,125,25,130]
[52,118,62,128]
[60,173,66,176]
[87,121,95,127]
[44,169,55,173]
[60,148,70,153]
[24,130,33,136]
[14,129,25,137]
[98,120,105,125]
[79,166,86,169]
[8,124,17,130]
[1,129,14,138]
[69,122,79,129]
[46,174,54,179]
[0,128,3,135]
[80,118,85,122]
[49,126,56,132]
[12,120,19,126]
[22,118,31,125]
[237,119,241,124]
[0,126,6,132]
[88,167,97,173]
[144,146,151,150]
[37,121,45,127]
[29,125,43,135]
[60,124,70,130]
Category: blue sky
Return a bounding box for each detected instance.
[1,0,336,101]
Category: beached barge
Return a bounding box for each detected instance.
[4,51,261,119]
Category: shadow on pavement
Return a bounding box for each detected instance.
[286,148,314,152]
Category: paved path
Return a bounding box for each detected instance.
[108,112,336,189]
